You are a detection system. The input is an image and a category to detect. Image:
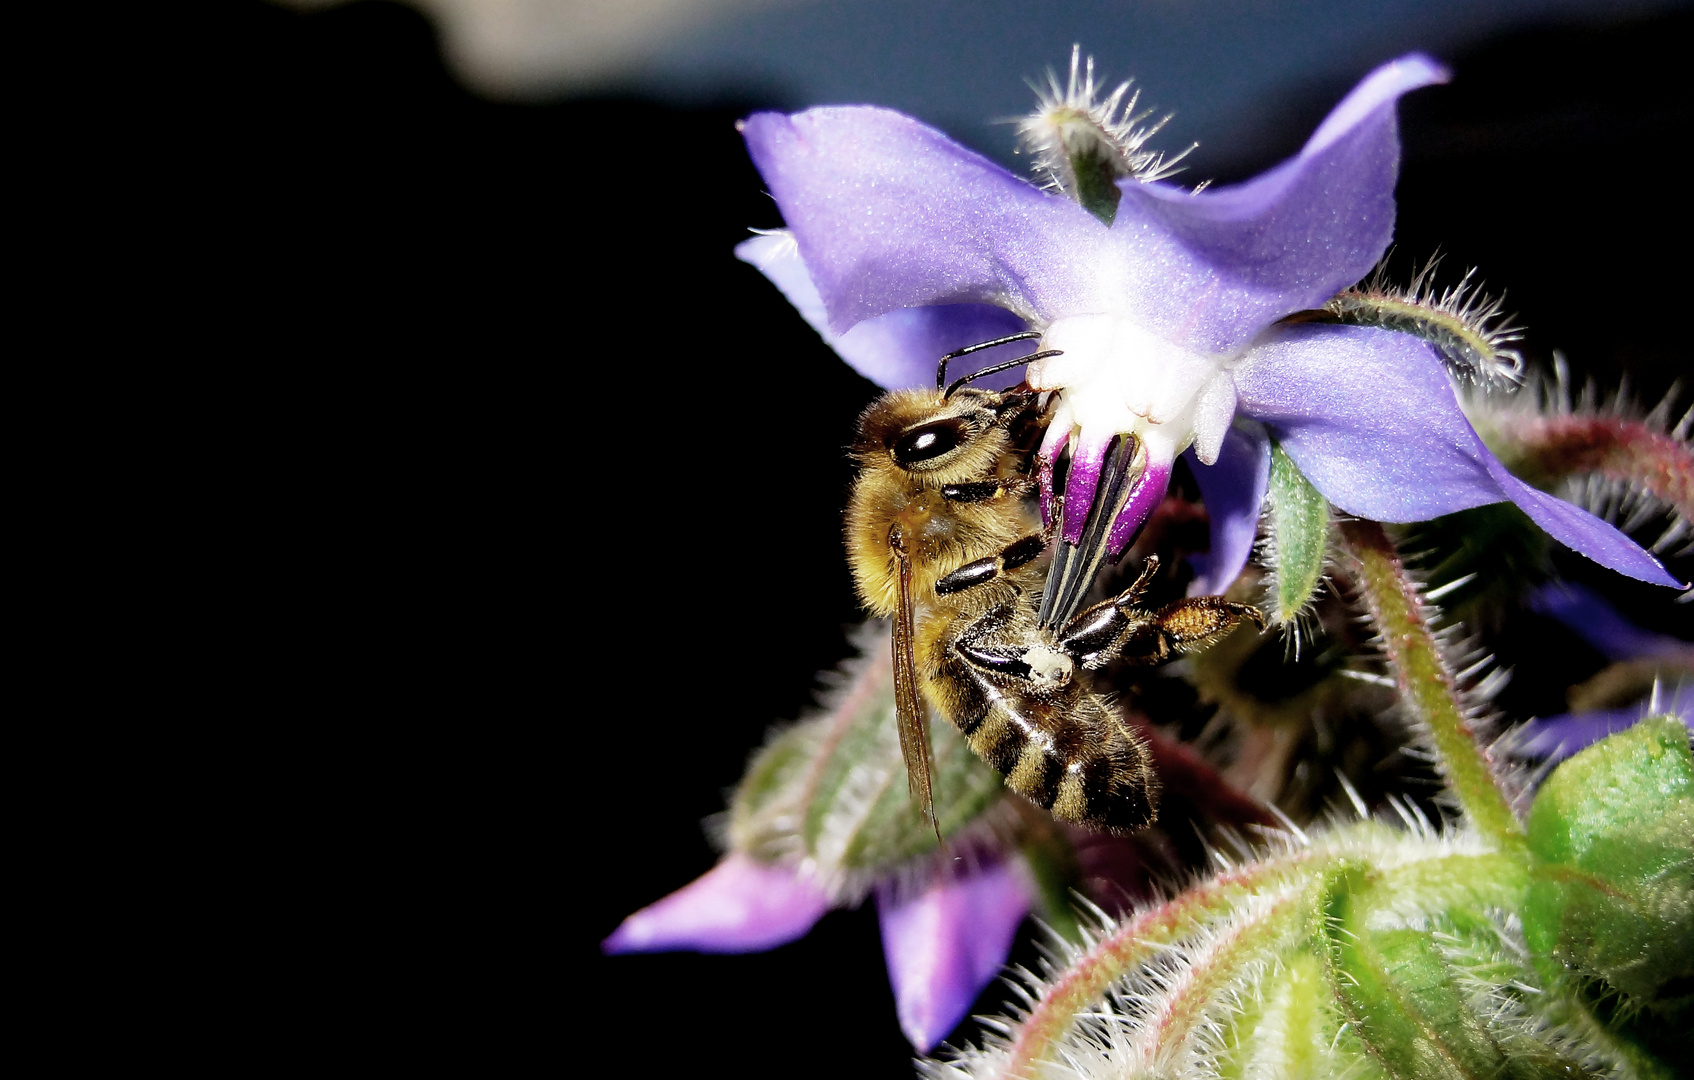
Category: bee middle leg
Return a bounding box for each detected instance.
[939,475,1038,504]
[945,598,1077,694]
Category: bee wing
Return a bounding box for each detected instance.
[891,549,939,836]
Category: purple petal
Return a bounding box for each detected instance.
[1488,469,1684,588]
[876,859,1032,1052]
[736,230,1031,390]
[1104,55,1448,355]
[741,107,1114,333]
[1234,322,1681,587]
[1530,582,1694,664]
[1050,431,1176,555]
[1187,423,1272,596]
[602,854,830,955]
[1510,699,1693,763]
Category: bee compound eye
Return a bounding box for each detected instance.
[892,419,968,466]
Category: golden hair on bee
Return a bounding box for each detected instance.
[846,385,1043,618]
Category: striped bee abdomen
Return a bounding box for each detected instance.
[932,655,1160,835]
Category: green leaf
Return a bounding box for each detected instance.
[1264,441,1329,625]
[1524,715,1694,1007]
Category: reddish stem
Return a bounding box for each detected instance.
[1492,413,1693,520]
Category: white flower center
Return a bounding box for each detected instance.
[1028,314,1240,466]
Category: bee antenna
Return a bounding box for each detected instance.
[944,350,1062,399]
[935,331,1044,390]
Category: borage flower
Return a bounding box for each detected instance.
[737,53,1680,598]
[603,632,1040,1053]
[604,850,1033,1052]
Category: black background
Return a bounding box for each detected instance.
[143,4,1690,1074]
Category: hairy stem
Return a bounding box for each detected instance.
[1337,520,1523,848]
[1002,850,1326,1078]
[1137,886,1313,1077]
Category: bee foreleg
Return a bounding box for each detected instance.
[939,480,1005,503]
[933,533,1046,596]
[1111,554,1161,609]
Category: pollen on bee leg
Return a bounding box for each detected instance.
[1023,643,1074,685]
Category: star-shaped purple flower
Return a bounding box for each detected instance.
[736,54,1679,593]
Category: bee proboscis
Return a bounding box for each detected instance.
[846,337,1264,834]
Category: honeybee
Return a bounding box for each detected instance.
[847,335,1264,834]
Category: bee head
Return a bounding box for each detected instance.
[852,387,1035,484]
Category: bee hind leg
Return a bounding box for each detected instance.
[1055,558,1263,670]
[1124,597,1265,666]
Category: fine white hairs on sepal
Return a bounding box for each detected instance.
[1017,45,1194,192]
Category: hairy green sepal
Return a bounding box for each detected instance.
[730,672,1006,877]
[1265,442,1329,625]
[1524,716,1694,1008]
[1032,106,1128,226]
[1321,859,1583,1080]
[1066,142,1122,226]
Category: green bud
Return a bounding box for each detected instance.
[1524,715,1694,1008]
[1330,920,1512,1079]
